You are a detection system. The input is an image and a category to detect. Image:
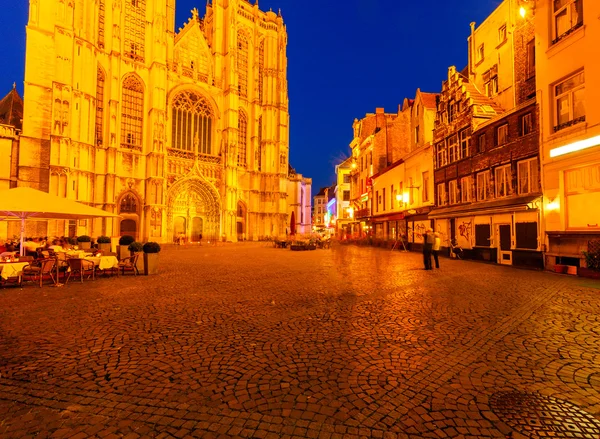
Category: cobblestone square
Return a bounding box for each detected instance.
[1,243,600,438]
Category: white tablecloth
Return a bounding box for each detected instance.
[87,256,119,270]
[0,262,30,280]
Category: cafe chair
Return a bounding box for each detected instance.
[118,254,139,276]
[65,258,95,284]
[22,258,56,287]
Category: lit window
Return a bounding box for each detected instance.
[98,0,105,49]
[171,90,214,154]
[554,71,585,132]
[258,40,264,102]
[496,124,508,146]
[518,158,539,195]
[553,0,583,44]
[477,171,491,201]
[495,165,512,198]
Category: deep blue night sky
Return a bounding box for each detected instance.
[0,0,502,194]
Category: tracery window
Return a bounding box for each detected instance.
[120,193,138,213]
[98,0,105,48]
[95,67,105,146]
[238,109,247,167]
[124,0,146,62]
[171,91,213,155]
[237,31,249,98]
[121,75,144,150]
[258,40,264,101]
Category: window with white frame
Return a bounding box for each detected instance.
[461,176,472,203]
[459,128,470,159]
[518,158,539,195]
[437,183,447,206]
[496,124,508,146]
[554,71,585,131]
[495,165,512,198]
[553,0,583,44]
[484,65,499,97]
[447,135,458,163]
[449,180,459,205]
[436,142,446,168]
[422,171,429,203]
[477,171,491,201]
[521,113,533,136]
[477,44,484,63]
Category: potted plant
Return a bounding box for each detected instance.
[118,235,135,259]
[97,235,112,253]
[128,241,144,273]
[143,241,161,275]
[580,250,600,279]
[77,235,92,250]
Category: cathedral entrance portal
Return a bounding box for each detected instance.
[167,179,220,243]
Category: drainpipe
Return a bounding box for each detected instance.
[469,22,476,78]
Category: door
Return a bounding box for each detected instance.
[120,219,137,239]
[498,224,512,265]
[191,217,203,242]
[173,216,186,242]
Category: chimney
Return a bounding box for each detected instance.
[375,108,384,114]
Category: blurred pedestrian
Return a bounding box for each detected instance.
[432,232,441,269]
[423,228,434,270]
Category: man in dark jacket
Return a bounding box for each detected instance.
[422,228,434,270]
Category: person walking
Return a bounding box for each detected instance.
[432,232,441,269]
[422,228,434,270]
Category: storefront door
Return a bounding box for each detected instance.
[498,224,512,265]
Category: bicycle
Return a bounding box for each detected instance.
[450,239,464,259]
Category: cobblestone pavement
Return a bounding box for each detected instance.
[1,243,600,438]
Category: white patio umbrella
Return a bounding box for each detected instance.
[0,187,120,255]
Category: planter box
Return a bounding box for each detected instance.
[554,264,567,274]
[144,253,159,275]
[98,243,111,253]
[78,242,91,250]
[579,267,600,279]
[117,246,130,260]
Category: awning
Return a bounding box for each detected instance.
[428,195,540,219]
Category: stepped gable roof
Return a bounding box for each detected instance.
[420,92,438,109]
[0,84,23,131]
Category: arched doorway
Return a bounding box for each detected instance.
[167,178,220,243]
[120,219,137,238]
[118,192,140,239]
[173,216,186,242]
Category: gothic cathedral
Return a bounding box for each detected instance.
[20,0,291,242]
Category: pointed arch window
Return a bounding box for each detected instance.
[237,31,249,98]
[171,91,214,155]
[238,109,247,167]
[124,0,146,62]
[98,0,105,48]
[121,75,144,150]
[120,193,138,213]
[95,68,105,146]
[258,40,264,102]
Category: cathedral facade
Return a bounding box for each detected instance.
[18,0,295,242]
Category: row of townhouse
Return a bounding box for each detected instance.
[335,0,599,272]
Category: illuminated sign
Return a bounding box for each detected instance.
[360,193,369,202]
[550,135,600,158]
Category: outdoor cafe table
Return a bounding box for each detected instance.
[86,256,119,271]
[0,261,30,280]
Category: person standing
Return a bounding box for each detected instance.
[432,232,441,269]
[422,228,434,270]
